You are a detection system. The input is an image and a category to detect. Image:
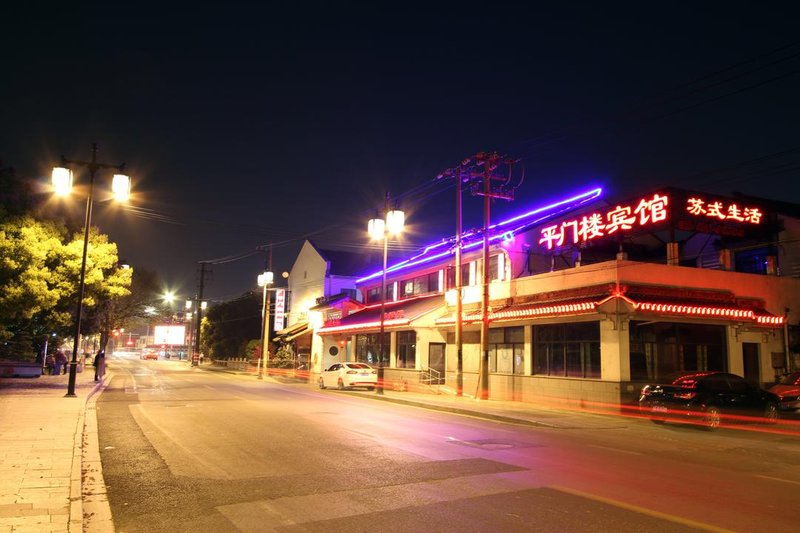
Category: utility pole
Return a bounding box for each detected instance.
[471,152,517,401]
[455,163,464,397]
[193,262,208,365]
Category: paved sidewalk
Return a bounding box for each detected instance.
[0,367,105,533]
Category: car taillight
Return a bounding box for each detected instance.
[674,391,697,400]
[371,370,377,374]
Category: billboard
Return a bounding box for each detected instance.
[153,325,186,345]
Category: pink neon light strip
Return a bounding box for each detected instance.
[317,318,410,334]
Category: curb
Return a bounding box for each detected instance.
[74,372,114,532]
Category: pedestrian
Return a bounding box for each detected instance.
[54,350,68,375]
[93,350,106,382]
[45,354,55,375]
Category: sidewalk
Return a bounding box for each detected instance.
[0,366,106,533]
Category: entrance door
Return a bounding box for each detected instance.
[742,342,760,386]
[429,343,446,384]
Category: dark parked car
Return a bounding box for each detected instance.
[768,371,800,417]
[639,371,780,430]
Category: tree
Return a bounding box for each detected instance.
[200,291,261,359]
[0,216,131,360]
[0,216,71,359]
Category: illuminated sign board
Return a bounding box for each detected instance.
[274,288,286,331]
[153,325,186,345]
[538,190,764,250]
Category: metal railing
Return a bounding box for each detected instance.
[420,367,443,386]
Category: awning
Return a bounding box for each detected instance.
[284,326,312,342]
[273,322,309,342]
[436,297,603,325]
[318,294,443,335]
[628,298,784,326]
[434,287,785,327]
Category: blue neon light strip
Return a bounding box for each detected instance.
[356,186,603,284]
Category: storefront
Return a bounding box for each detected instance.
[315,186,800,404]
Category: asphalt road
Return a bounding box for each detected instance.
[96,355,800,532]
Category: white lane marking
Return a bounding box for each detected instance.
[755,474,800,486]
[586,444,644,456]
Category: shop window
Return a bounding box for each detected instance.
[489,326,525,375]
[396,331,416,368]
[355,333,389,365]
[533,322,600,378]
[629,321,727,381]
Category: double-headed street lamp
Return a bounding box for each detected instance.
[52,143,130,397]
[257,270,274,379]
[368,195,404,395]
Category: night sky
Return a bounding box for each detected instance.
[3,2,799,302]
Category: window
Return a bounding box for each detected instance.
[396,331,416,368]
[629,322,727,381]
[356,333,389,365]
[367,287,380,304]
[366,284,395,304]
[488,326,525,374]
[533,322,600,378]
[446,263,473,289]
[489,253,506,281]
[399,271,440,298]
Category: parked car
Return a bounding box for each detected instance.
[768,371,800,417]
[319,362,377,390]
[638,371,780,430]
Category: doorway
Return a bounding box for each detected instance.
[742,342,760,385]
[428,343,446,384]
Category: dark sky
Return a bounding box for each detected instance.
[3,1,799,302]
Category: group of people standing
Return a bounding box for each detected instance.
[41,349,106,381]
[43,350,69,375]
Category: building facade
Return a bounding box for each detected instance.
[313,186,800,405]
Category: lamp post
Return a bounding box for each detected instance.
[257,270,274,379]
[368,194,404,395]
[52,143,130,398]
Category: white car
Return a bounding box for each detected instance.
[319,362,377,390]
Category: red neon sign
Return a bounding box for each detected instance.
[685,197,762,223]
[539,193,669,250]
[538,192,764,250]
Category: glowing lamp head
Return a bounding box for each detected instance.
[368,218,385,241]
[163,291,175,304]
[111,174,131,202]
[185,300,193,310]
[386,209,405,235]
[51,167,73,196]
[200,301,208,310]
[257,271,274,287]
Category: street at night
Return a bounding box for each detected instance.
[94,355,800,532]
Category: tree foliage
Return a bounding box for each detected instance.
[200,291,262,359]
[0,214,132,360]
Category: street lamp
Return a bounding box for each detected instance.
[257,270,274,379]
[53,143,130,397]
[368,195,405,395]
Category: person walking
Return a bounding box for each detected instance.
[54,350,68,375]
[93,350,106,382]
